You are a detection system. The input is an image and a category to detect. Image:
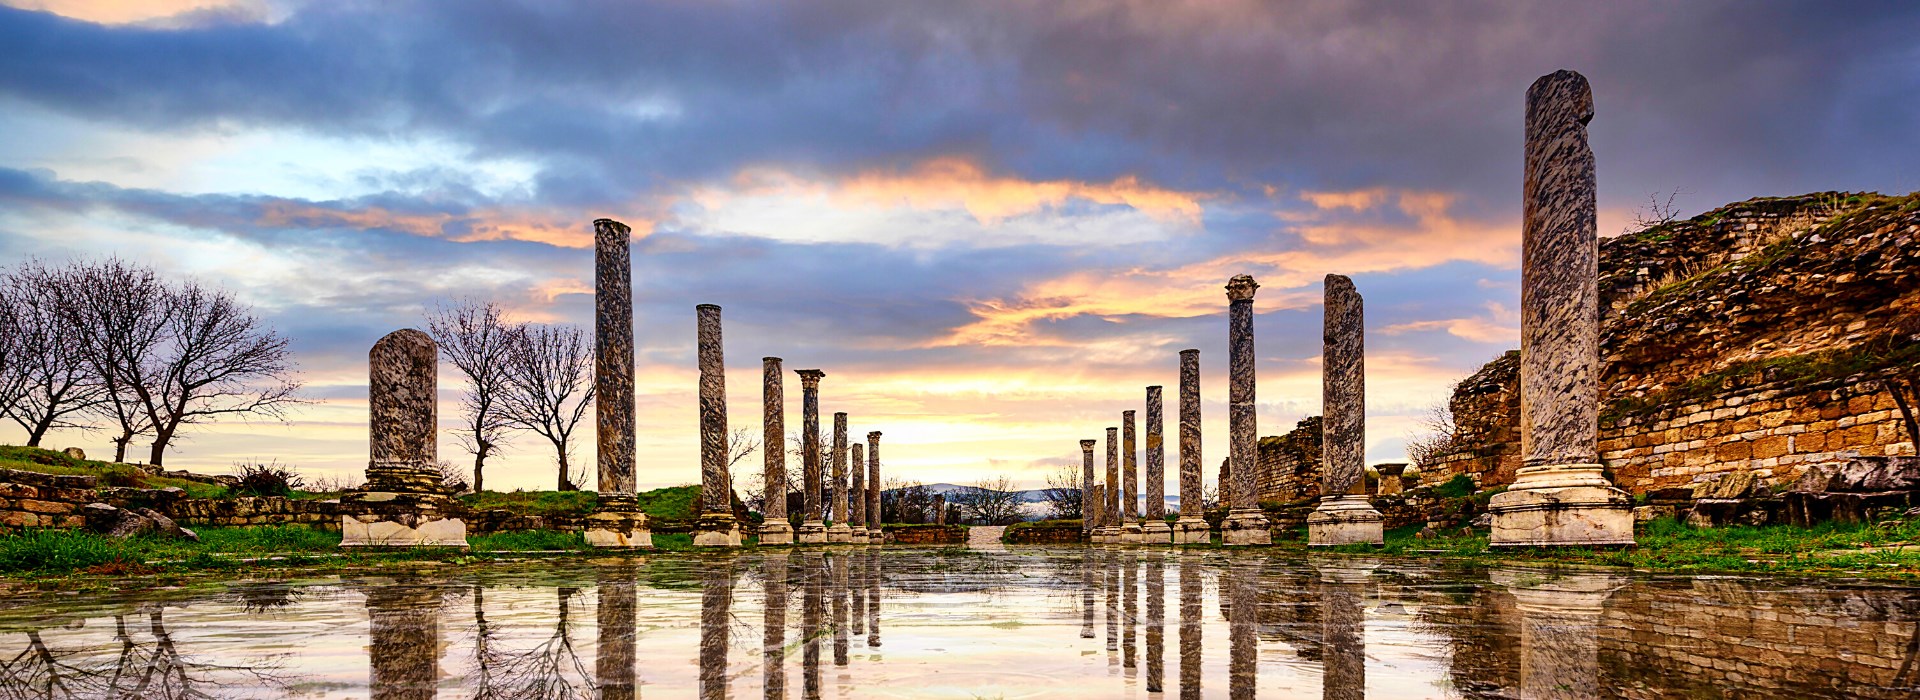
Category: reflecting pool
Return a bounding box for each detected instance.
[2,547,1917,698]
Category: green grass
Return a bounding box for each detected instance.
[469,529,590,552]
[459,489,600,517]
[0,445,230,499]
[634,484,699,521]
[1430,474,1477,499]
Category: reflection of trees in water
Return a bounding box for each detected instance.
[0,607,287,699]
[469,587,594,700]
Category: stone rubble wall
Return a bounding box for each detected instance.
[0,468,97,531]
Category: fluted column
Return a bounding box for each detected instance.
[865,432,883,543]
[694,304,741,547]
[827,413,853,542]
[1173,350,1210,544]
[1308,275,1383,546]
[1142,387,1172,543]
[1489,69,1634,547]
[1221,274,1270,545]
[761,358,794,545]
[796,370,828,544]
[584,219,651,548]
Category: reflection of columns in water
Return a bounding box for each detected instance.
[1081,550,1096,639]
[1316,562,1370,700]
[1123,552,1138,670]
[1493,568,1623,700]
[803,552,826,700]
[832,553,850,666]
[1105,551,1120,663]
[1178,554,1202,700]
[1146,553,1165,693]
[763,553,790,700]
[364,582,442,700]
[864,549,881,651]
[598,566,638,700]
[1227,565,1258,700]
[701,561,734,700]
[851,551,867,637]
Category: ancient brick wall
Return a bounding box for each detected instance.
[0,468,95,531]
[1252,417,1324,504]
[170,497,345,531]
[884,524,966,544]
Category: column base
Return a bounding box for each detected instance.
[848,526,869,543]
[1307,495,1384,546]
[1140,520,1172,544]
[866,528,886,544]
[1489,464,1635,547]
[759,519,795,546]
[1171,518,1212,544]
[692,513,742,547]
[1120,522,1144,544]
[797,520,828,544]
[826,522,854,543]
[1090,526,1115,544]
[340,492,469,548]
[1220,508,1272,546]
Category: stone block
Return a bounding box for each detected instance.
[18,499,72,515]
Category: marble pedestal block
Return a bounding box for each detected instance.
[340,492,469,547]
[760,519,795,546]
[797,520,828,544]
[1140,519,1172,544]
[1120,521,1144,544]
[848,526,869,543]
[584,495,654,549]
[694,514,743,547]
[1307,495,1384,546]
[827,522,853,544]
[1489,464,1634,547]
[1091,527,1118,544]
[1171,518,1211,544]
[1220,509,1271,546]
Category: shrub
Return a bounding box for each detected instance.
[1432,474,1477,499]
[233,460,305,498]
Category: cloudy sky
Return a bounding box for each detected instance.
[2,0,1916,492]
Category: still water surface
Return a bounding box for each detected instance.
[1,547,1917,698]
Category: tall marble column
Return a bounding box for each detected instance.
[1089,484,1107,538]
[585,219,652,548]
[827,413,854,543]
[1098,426,1121,543]
[848,443,868,543]
[1173,350,1211,544]
[694,304,741,547]
[343,329,468,547]
[1080,439,1098,537]
[796,370,828,544]
[1222,274,1271,545]
[865,432,883,544]
[761,358,794,545]
[1309,275,1384,546]
[1121,410,1143,544]
[762,553,790,699]
[1142,387,1172,544]
[1488,69,1635,547]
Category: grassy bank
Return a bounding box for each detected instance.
[0,445,229,499]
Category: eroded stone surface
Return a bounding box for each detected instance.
[1143,386,1170,543]
[761,357,792,545]
[849,443,867,541]
[1121,410,1143,542]
[1310,275,1382,547]
[1174,350,1210,543]
[866,431,882,543]
[1081,440,1098,536]
[1223,275,1269,545]
[828,412,853,542]
[366,329,439,493]
[341,511,469,548]
[695,304,739,547]
[797,370,827,543]
[594,219,637,499]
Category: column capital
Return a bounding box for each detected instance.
[1080,439,1097,451]
[867,431,881,440]
[1225,274,1260,301]
[796,369,826,387]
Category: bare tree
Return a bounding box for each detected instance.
[1040,463,1083,520]
[501,323,595,491]
[1404,398,1459,468]
[954,474,1026,525]
[54,260,170,462]
[881,478,932,524]
[0,284,23,422]
[426,300,520,493]
[135,279,303,466]
[1624,187,1687,234]
[0,262,106,445]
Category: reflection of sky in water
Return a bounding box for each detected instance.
[0,549,1916,698]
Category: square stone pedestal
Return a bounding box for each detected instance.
[760,520,795,546]
[826,522,853,543]
[1120,522,1144,544]
[584,510,654,549]
[340,492,468,548]
[1220,508,1272,546]
[1489,464,1635,547]
[1090,526,1117,544]
[797,520,828,544]
[1140,520,1172,544]
[693,513,742,547]
[1307,495,1384,546]
[848,527,870,543]
[1171,518,1212,544]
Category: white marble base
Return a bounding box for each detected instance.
[1091,526,1118,544]
[797,520,828,544]
[1307,495,1384,546]
[693,525,742,547]
[1120,522,1144,544]
[1171,518,1212,544]
[1489,464,1635,547]
[583,511,654,549]
[1140,520,1172,544]
[340,512,468,548]
[826,522,853,543]
[1220,509,1272,546]
[759,520,795,545]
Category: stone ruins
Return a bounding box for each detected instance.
[584,218,652,548]
[1306,274,1384,546]
[341,328,468,547]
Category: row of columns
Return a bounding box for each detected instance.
[761,363,886,546]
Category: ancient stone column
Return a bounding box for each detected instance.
[1488,69,1634,547]
[832,553,850,665]
[1121,410,1143,544]
[1226,565,1258,699]
[864,548,881,648]
[1089,484,1107,537]
[828,412,854,542]
[1221,274,1271,545]
[866,431,883,543]
[796,370,828,543]
[1317,561,1370,700]
[1173,350,1211,544]
[342,329,467,548]
[1309,275,1384,547]
[1142,387,1172,544]
[761,358,794,545]
[1376,462,1408,495]
[1122,552,1138,667]
[585,219,651,548]
[1081,439,1098,537]
[693,304,741,547]
[802,552,825,697]
[1100,426,1121,543]
[849,443,867,543]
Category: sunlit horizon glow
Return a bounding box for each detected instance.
[2,1,1916,493]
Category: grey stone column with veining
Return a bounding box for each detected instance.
[1221,274,1271,545]
[760,358,793,545]
[1308,275,1383,546]
[1489,69,1633,547]
[693,304,739,546]
[849,443,866,540]
[797,370,828,543]
[1142,386,1171,543]
[1121,410,1143,542]
[1174,350,1209,543]
[828,412,853,542]
[1104,426,1120,539]
[1081,439,1098,535]
[365,329,438,492]
[593,219,636,504]
[866,431,882,541]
